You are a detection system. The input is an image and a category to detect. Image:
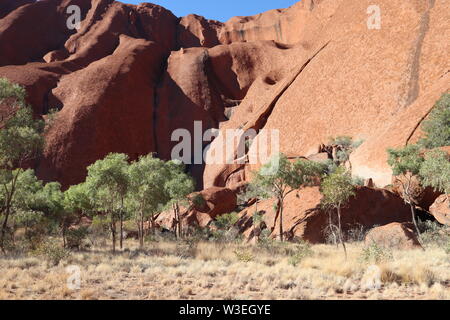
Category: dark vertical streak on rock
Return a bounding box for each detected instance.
[397,0,435,112]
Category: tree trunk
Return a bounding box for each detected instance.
[176,202,181,239]
[409,203,424,249]
[139,210,144,250]
[119,211,123,250]
[279,198,284,242]
[337,205,347,260]
[0,171,19,253]
[119,197,124,250]
[62,223,67,248]
[0,205,10,253]
[173,203,178,238]
[151,214,156,235]
[328,211,338,248]
[110,212,116,253]
[253,200,259,240]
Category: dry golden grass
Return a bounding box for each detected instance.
[0,239,449,300]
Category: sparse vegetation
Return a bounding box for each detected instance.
[321,167,355,259]
[249,153,325,241]
[0,82,448,300]
[418,93,450,149]
[0,239,448,300]
[387,145,424,241]
[360,242,393,264]
[33,238,71,267]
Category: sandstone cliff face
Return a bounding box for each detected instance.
[0,0,448,192]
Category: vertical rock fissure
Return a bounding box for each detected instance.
[397,0,435,111]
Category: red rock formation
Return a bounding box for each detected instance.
[0,0,93,66]
[429,195,450,226]
[204,0,449,189]
[155,187,237,230]
[365,222,422,250]
[38,35,167,187]
[0,0,447,195]
[237,186,412,243]
[0,0,35,19]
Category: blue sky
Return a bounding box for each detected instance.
[120,0,300,22]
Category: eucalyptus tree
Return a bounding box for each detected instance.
[85,153,130,252]
[250,153,325,241]
[387,144,424,241]
[0,79,44,252]
[164,160,195,239]
[321,167,355,259]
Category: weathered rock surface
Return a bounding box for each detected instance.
[0,0,34,19]
[0,0,448,196]
[237,186,412,243]
[429,195,450,226]
[365,222,422,250]
[204,0,450,189]
[37,35,167,187]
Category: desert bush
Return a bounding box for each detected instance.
[352,176,365,186]
[345,224,368,243]
[183,225,210,242]
[287,242,313,267]
[323,223,340,245]
[89,216,109,236]
[233,248,254,262]
[66,226,89,250]
[211,212,241,242]
[360,242,393,264]
[418,220,450,248]
[258,232,313,263]
[418,92,450,149]
[257,229,278,252]
[213,212,239,230]
[175,239,198,259]
[33,238,71,266]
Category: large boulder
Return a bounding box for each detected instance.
[365,222,422,250]
[237,186,412,243]
[391,174,442,211]
[429,195,450,226]
[37,35,167,188]
[155,187,237,230]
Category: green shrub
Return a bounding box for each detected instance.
[352,176,365,186]
[360,242,393,264]
[213,212,239,230]
[0,78,26,106]
[210,212,241,242]
[175,239,197,259]
[419,220,450,248]
[258,232,313,263]
[34,239,71,266]
[287,242,313,267]
[66,226,89,250]
[233,248,254,262]
[418,93,450,149]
